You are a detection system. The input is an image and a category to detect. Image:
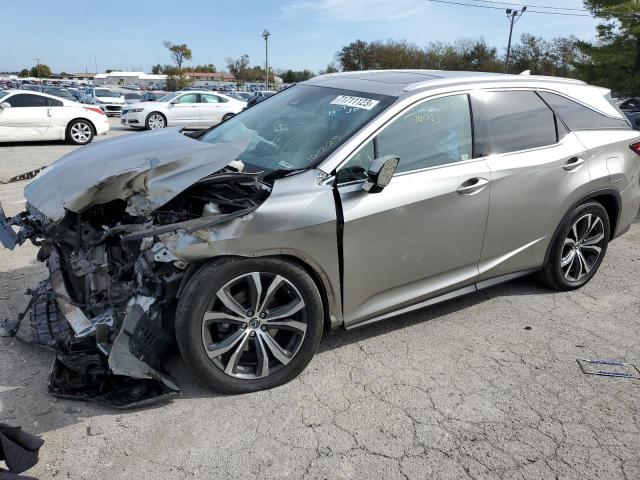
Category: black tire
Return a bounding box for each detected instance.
[145,112,166,130]
[175,257,324,394]
[66,119,94,145]
[538,201,610,291]
[221,113,234,122]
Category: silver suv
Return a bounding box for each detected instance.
[2,70,639,405]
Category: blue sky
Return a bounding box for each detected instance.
[0,0,598,74]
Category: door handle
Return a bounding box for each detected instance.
[457,177,489,195]
[563,156,584,171]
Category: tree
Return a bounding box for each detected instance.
[506,34,582,77]
[574,1,640,95]
[336,39,426,71]
[18,68,29,77]
[280,69,315,83]
[151,64,164,74]
[29,64,52,78]
[191,64,217,73]
[226,55,251,86]
[323,63,339,74]
[163,66,190,91]
[163,41,192,71]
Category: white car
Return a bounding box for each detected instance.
[120,91,246,130]
[81,87,127,116]
[0,90,109,144]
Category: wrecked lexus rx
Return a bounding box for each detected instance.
[2,71,640,407]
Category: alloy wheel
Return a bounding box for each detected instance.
[70,122,92,143]
[561,213,605,282]
[201,272,308,379]
[148,114,165,129]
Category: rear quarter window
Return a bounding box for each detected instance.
[538,91,630,131]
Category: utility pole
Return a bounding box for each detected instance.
[94,54,98,75]
[261,29,270,90]
[36,58,41,83]
[505,6,526,73]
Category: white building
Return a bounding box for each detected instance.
[94,71,167,86]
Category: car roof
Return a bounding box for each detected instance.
[305,69,586,97]
[2,88,75,103]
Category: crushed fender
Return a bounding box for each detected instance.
[0,137,273,408]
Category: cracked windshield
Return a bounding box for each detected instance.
[201,85,393,172]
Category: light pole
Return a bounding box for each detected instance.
[505,6,526,73]
[261,29,270,90]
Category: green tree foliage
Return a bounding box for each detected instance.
[226,54,251,85]
[163,66,190,91]
[508,34,583,76]
[280,69,314,83]
[163,41,192,71]
[29,64,52,78]
[191,64,217,73]
[18,69,29,77]
[151,64,164,74]
[337,39,427,70]
[575,1,640,95]
[336,36,581,77]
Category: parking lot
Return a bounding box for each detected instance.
[0,121,639,479]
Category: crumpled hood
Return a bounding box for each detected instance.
[24,128,248,221]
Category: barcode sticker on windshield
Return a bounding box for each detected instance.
[330,95,380,110]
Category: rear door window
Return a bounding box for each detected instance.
[538,91,630,131]
[483,90,557,154]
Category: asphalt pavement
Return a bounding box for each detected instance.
[0,120,639,479]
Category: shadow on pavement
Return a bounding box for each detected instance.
[0,263,551,435]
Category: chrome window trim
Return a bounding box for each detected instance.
[316,79,626,178]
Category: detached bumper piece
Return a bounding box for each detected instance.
[14,253,179,409]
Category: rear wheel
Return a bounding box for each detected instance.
[539,201,609,291]
[175,258,324,393]
[145,112,166,130]
[66,119,94,145]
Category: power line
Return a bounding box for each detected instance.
[423,0,601,17]
[469,0,590,13]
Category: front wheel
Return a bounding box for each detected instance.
[221,113,234,122]
[66,119,94,145]
[539,201,610,291]
[145,112,166,130]
[175,258,324,394]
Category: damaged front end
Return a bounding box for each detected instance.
[0,129,272,408]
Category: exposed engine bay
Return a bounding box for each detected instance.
[1,161,273,408]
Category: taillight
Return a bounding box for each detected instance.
[85,107,105,116]
[629,142,640,156]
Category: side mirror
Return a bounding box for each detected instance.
[363,155,399,193]
[0,102,11,109]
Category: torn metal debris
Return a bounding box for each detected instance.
[577,358,640,379]
[0,128,275,408]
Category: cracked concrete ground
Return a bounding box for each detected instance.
[1,123,639,479]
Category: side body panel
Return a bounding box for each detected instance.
[338,160,491,326]
[170,170,343,328]
[479,133,591,279]
[0,104,52,141]
[576,129,640,235]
